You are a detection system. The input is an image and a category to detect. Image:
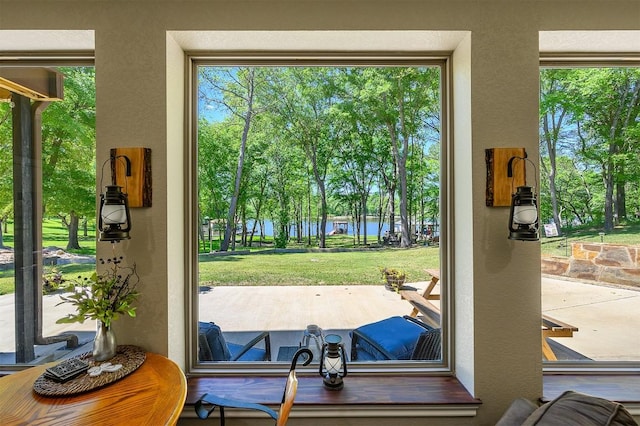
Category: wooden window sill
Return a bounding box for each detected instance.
[183,374,481,418]
[543,373,640,415]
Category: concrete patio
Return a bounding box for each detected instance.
[199,276,640,362]
[0,275,638,363]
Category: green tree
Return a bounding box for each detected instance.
[570,68,640,231]
[539,156,601,227]
[41,67,96,250]
[355,67,439,247]
[198,119,236,247]
[0,103,12,248]
[540,69,575,235]
[267,67,340,248]
[196,65,442,249]
[199,67,261,252]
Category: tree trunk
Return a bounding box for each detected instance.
[317,180,327,248]
[376,186,385,243]
[616,181,627,221]
[386,110,410,247]
[307,174,312,246]
[397,157,410,248]
[603,111,621,231]
[0,219,5,248]
[221,70,255,252]
[361,192,367,246]
[248,174,267,247]
[67,211,81,250]
[542,113,564,236]
[306,138,328,248]
[240,205,247,247]
[604,160,615,232]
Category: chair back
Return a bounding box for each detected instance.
[198,321,231,361]
[411,328,441,360]
[277,348,313,426]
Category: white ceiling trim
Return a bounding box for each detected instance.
[168,31,470,52]
[0,30,637,54]
[0,30,94,52]
[540,31,640,53]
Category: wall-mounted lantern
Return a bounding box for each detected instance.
[507,154,539,241]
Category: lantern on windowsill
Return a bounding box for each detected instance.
[319,334,347,390]
[99,185,131,242]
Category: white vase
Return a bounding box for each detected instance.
[93,321,117,361]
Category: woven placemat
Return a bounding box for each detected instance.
[33,345,146,397]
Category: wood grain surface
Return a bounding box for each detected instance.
[0,352,186,426]
[186,374,480,407]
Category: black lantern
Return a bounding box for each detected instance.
[509,185,539,241]
[318,334,347,390]
[507,154,539,242]
[99,185,131,242]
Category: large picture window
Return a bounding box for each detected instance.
[190,58,450,372]
[539,63,640,366]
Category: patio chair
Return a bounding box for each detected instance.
[198,321,271,361]
[195,348,313,426]
[410,328,442,360]
[350,315,441,361]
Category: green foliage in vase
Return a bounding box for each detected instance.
[56,256,139,328]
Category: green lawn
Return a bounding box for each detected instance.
[2,219,97,256]
[1,220,639,295]
[198,245,440,287]
[0,219,97,295]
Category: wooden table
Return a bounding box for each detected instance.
[542,315,579,361]
[399,269,579,360]
[0,352,186,426]
[401,269,442,328]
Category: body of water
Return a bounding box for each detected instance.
[206,219,437,238]
[244,219,390,238]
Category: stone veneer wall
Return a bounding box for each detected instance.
[542,243,640,288]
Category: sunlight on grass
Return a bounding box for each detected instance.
[3,219,96,255]
[0,263,96,295]
[198,246,440,287]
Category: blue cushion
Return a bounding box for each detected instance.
[352,316,428,360]
[227,342,268,361]
[199,321,231,361]
[353,347,379,361]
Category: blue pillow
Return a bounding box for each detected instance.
[353,316,428,360]
[227,342,268,361]
[199,321,231,361]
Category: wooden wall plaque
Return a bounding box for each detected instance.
[110,147,152,207]
[485,148,526,207]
